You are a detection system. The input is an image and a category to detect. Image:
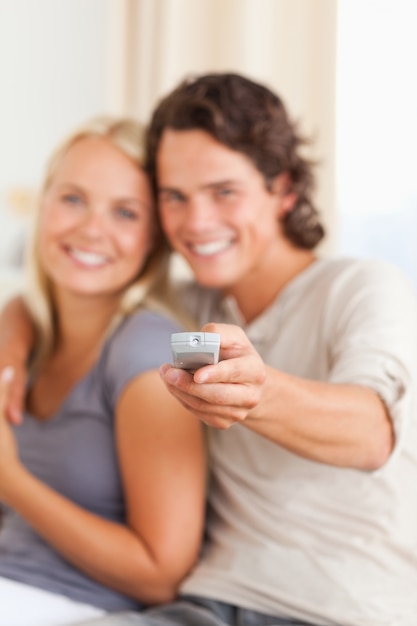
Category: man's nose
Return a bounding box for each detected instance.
[185,197,215,230]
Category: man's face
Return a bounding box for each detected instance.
[156,128,288,292]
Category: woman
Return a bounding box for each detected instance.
[0,117,206,626]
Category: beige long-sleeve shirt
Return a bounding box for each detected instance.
[180,257,417,626]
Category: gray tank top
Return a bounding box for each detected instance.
[0,309,181,611]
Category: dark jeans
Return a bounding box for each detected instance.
[74,596,320,626]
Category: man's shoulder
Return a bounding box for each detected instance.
[309,256,414,292]
[309,256,417,334]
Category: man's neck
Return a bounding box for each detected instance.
[225,249,317,324]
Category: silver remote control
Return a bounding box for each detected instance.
[171,332,220,371]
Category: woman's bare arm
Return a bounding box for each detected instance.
[0,369,206,603]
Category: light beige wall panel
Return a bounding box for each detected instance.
[108,0,337,251]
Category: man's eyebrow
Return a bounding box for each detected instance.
[158,179,241,193]
[158,186,180,192]
[204,179,240,189]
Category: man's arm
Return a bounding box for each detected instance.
[0,296,35,423]
[160,323,394,472]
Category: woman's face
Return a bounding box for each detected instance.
[38,136,155,300]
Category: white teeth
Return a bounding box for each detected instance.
[69,247,109,267]
[192,240,231,256]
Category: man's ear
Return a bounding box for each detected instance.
[271,172,297,219]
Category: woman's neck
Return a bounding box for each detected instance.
[53,289,121,353]
[28,291,122,420]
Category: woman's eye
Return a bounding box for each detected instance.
[115,206,138,220]
[62,193,82,205]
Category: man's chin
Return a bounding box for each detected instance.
[191,271,235,291]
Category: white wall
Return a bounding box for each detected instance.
[0,0,111,268]
[336,0,417,292]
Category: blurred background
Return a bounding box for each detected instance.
[0,0,416,301]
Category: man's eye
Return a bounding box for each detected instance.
[217,188,234,198]
[160,191,185,203]
[115,206,138,220]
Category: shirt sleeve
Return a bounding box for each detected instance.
[326,259,417,456]
[101,309,183,410]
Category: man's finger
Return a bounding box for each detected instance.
[200,323,255,360]
[193,356,264,385]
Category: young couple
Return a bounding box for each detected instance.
[1,73,417,626]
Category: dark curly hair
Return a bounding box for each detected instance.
[145,72,325,250]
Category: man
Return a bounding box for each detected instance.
[5,73,417,625]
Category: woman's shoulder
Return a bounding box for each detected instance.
[96,308,182,408]
[114,307,182,339]
[106,307,182,366]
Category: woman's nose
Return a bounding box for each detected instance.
[79,208,107,237]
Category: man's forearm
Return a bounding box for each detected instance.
[246,365,394,471]
[0,296,35,422]
[0,296,35,360]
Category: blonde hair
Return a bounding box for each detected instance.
[24,116,184,371]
